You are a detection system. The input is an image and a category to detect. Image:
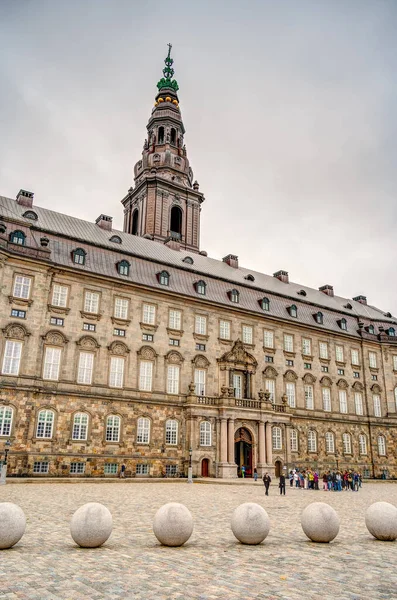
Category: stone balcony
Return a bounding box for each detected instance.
[187,389,288,412]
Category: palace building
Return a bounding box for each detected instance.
[1,47,397,479]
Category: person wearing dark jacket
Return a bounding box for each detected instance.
[279,474,286,495]
[263,473,271,496]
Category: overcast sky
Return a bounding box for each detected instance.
[1,0,396,315]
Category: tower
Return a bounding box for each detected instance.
[122,45,205,253]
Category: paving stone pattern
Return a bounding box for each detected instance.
[0,481,396,599]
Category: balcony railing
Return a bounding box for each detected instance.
[188,394,287,412]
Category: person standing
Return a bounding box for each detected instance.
[241,465,245,478]
[279,473,286,495]
[119,463,126,478]
[253,467,258,482]
[263,472,271,496]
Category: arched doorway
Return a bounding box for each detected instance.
[131,209,139,235]
[201,458,209,477]
[234,427,253,477]
[170,206,182,238]
[275,460,283,478]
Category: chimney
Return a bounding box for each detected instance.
[164,238,180,251]
[353,295,367,305]
[319,285,334,297]
[16,189,34,208]
[95,214,113,231]
[222,254,239,268]
[273,270,289,283]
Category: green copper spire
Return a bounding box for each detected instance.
[157,43,179,92]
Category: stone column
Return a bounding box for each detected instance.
[227,419,235,463]
[258,421,266,464]
[246,372,251,399]
[220,418,228,463]
[265,422,273,467]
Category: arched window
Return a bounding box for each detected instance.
[194,280,206,295]
[315,312,323,324]
[359,434,367,455]
[200,421,211,446]
[36,409,55,439]
[106,415,120,442]
[378,435,386,456]
[109,235,122,244]
[229,289,239,304]
[388,327,395,337]
[170,128,176,145]
[170,206,182,237]
[261,297,270,311]
[23,210,38,220]
[308,430,317,452]
[165,419,178,445]
[10,230,26,245]
[0,405,13,436]
[72,248,86,265]
[289,305,298,318]
[183,256,194,264]
[272,426,282,450]
[343,433,352,454]
[137,417,150,444]
[245,274,255,282]
[290,429,298,452]
[158,126,164,144]
[117,260,130,276]
[72,413,88,441]
[131,209,139,235]
[339,318,347,331]
[158,270,170,286]
[325,432,335,453]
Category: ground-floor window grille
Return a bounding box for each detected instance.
[136,464,149,475]
[104,463,118,475]
[70,462,85,474]
[166,464,178,476]
[33,461,49,474]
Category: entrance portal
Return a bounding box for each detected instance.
[275,460,282,478]
[201,458,209,477]
[234,427,253,477]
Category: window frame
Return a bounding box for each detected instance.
[165,419,178,445]
[36,409,55,439]
[72,248,86,265]
[137,417,151,444]
[42,346,62,381]
[72,412,89,441]
[2,340,23,376]
[307,430,317,452]
[0,405,13,437]
[200,421,211,446]
[272,426,282,450]
[105,414,121,442]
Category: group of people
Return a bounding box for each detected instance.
[289,468,362,492]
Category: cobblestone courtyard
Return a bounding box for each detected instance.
[1,480,396,600]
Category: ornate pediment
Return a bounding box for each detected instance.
[217,339,257,369]
[302,373,316,384]
[263,366,279,378]
[320,376,333,387]
[283,369,298,381]
[352,381,364,392]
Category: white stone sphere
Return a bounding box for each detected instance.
[0,502,26,549]
[70,502,113,548]
[301,502,340,543]
[153,502,193,547]
[231,502,270,545]
[365,502,397,541]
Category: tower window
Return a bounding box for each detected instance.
[260,297,270,311]
[158,126,164,144]
[170,206,182,238]
[131,209,139,236]
[229,289,239,304]
[117,260,130,276]
[72,248,86,265]
[158,270,170,286]
[195,280,206,295]
[10,230,26,245]
[170,128,176,145]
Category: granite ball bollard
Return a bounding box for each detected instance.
[0,502,26,549]
[365,502,397,541]
[70,502,113,548]
[231,502,270,545]
[153,502,193,547]
[301,502,340,543]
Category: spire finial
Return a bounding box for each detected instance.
[157,43,179,92]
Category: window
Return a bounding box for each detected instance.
[165,419,178,445]
[220,320,231,340]
[265,379,275,403]
[351,349,360,366]
[11,309,26,319]
[77,352,94,385]
[167,365,180,394]
[169,339,180,346]
[354,392,363,416]
[170,127,176,144]
[114,298,129,320]
[319,342,328,360]
[158,270,170,285]
[52,284,68,307]
[142,303,156,325]
[285,382,296,408]
[183,256,194,264]
[139,361,153,391]
[265,355,274,363]
[337,368,345,376]
[315,312,323,324]
[109,356,124,388]
[353,371,360,378]
[304,385,314,410]
[290,429,298,451]
[393,356,397,371]
[136,464,149,475]
[142,334,154,342]
[325,432,335,453]
[195,343,206,351]
[23,210,38,220]
[308,430,317,452]
[195,369,206,395]
[10,230,26,245]
[200,421,211,446]
[359,434,367,455]
[229,289,239,303]
[339,390,348,414]
[195,315,207,335]
[322,388,331,412]
[114,328,126,337]
[36,410,54,438]
[343,433,352,454]
[109,235,122,244]
[321,365,329,373]
[72,248,86,265]
[289,305,298,318]
[13,275,31,299]
[72,413,88,440]
[388,328,396,337]
[166,464,178,476]
[378,436,386,456]
[242,325,253,344]
[0,406,13,436]
[117,260,130,276]
[106,415,120,442]
[335,345,344,362]
[83,323,96,332]
[302,338,311,356]
[261,297,270,311]
[137,417,150,443]
[158,126,164,144]
[368,352,377,369]
[170,206,182,237]
[43,347,61,381]
[70,462,85,474]
[373,394,381,417]
[272,426,282,450]
[368,325,375,335]
[169,309,182,330]
[84,291,100,314]
[104,463,118,474]
[50,317,64,326]
[2,340,22,375]
[195,280,206,295]
[371,374,377,381]
[339,318,347,331]
[284,334,294,352]
[33,461,49,474]
[263,330,274,349]
[304,363,312,370]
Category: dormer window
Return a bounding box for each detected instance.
[289,305,298,318]
[384,312,392,318]
[158,270,170,286]
[344,303,353,310]
[194,280,206,295]
[72,248,86,265]
[244,274,255,282]
[117,260,130,276]
[183,256,194,265]
[10,230,26,245]
[339,318,347,331]
[388,327,396,337]
[23,210,38,220]
[260,297,270,311]
[110,235,122,244]
[297,290,307,296]
[367,325,375,335]
[229,289,239,304]
[314,312,324,324]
